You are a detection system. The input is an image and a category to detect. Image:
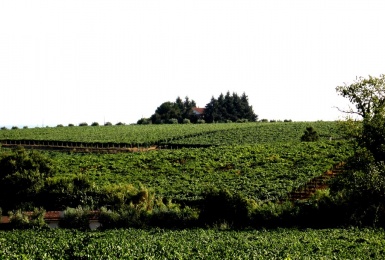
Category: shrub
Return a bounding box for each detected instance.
[137,118,151,125]
[56,124,64,127]
[68,123,74,127]
[0,148,55,211]
[269,120,276,123]
[1,127,7,130]
[8,208,47,229]
[11,126,18,130]
[167,118,178,124]
[301,126,319,142]
[23,126,28,129]
[284,119,292,122]
[79,122,88,126]
[260,119,268,122]
[59,206,90,230]
[199,188,254,228]
[197,119,205,124]
[104,122,112,126]
[91,122,99,126]
[182,118,191,124]
[116,122,125,126]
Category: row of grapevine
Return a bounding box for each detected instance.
[47,141,353,202]
[0,228,384,259]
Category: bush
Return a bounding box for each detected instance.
[137,118,151,125]
[91,122,99,126]
[8,208,47,229]
[1,127,7,130]
[260,119,268,122]
[199,188,254,228]
[330,160,385,227]
[79,122,88,127]
[301,126,319,142]
[167,118,178,124]
[56,124,64,127]
[284,119,292,122]
[59,206,90,230]
[116,122,125,126]
[68,123,74,127]
[182,118,191,124]
[104,122,112,126]
[0,148,55,211]
[197,119,205,124]
[11,126,18,130]
[23,126,28,129]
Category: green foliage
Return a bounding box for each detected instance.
[150,96,197,124]
[91,122,99,126]
[330,161,385,227]
[11,126,18,130]
[59,206,90,230]
[56,124,64,127]
[78,122,88,127]
[68,123,74,127]
[1,228,385,258]
[0,148,55,211]
[204,92,257,123]
[136,118,151,125]
[167,118,178,124]
[301,126,319,142]
[8,208,47,229]
[200,188,254,227]
[104,122,112,126]
[182,118,191,124]
[336,74,385,119]
[38,174,96,210]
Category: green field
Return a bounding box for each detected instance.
[0,228,384,259]
[49,141,352,201]
[1,121,374,258]
[0,121,343,145]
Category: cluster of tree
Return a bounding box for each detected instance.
[331,74,385,227]
[204,92,257,123]
[145,97,198,124]
[139,92,257,124]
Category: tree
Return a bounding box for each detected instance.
[204,92,257,123]
[336,74,385,119]
[336,74,385,161]
[331,74,385,226]
[150,97,197,124]
[300,126,319,142]
[0,148,55,210]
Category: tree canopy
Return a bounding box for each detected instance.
[204,92,257,123]
[336,74,385,119]
[149,97,197,124]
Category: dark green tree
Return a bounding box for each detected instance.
[0,148,55,211]
[204,92,257,123]
[150,97,197,124]
[301,127,319,142]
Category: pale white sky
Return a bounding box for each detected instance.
[1,0,385,127]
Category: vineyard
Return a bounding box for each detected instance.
[0,228,384,259]
[2,121,379,258]
[48,141,352,202]
[0,121,343,148]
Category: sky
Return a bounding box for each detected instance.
[1,0,385,127]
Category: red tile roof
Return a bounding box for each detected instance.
[192,107,205,114]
